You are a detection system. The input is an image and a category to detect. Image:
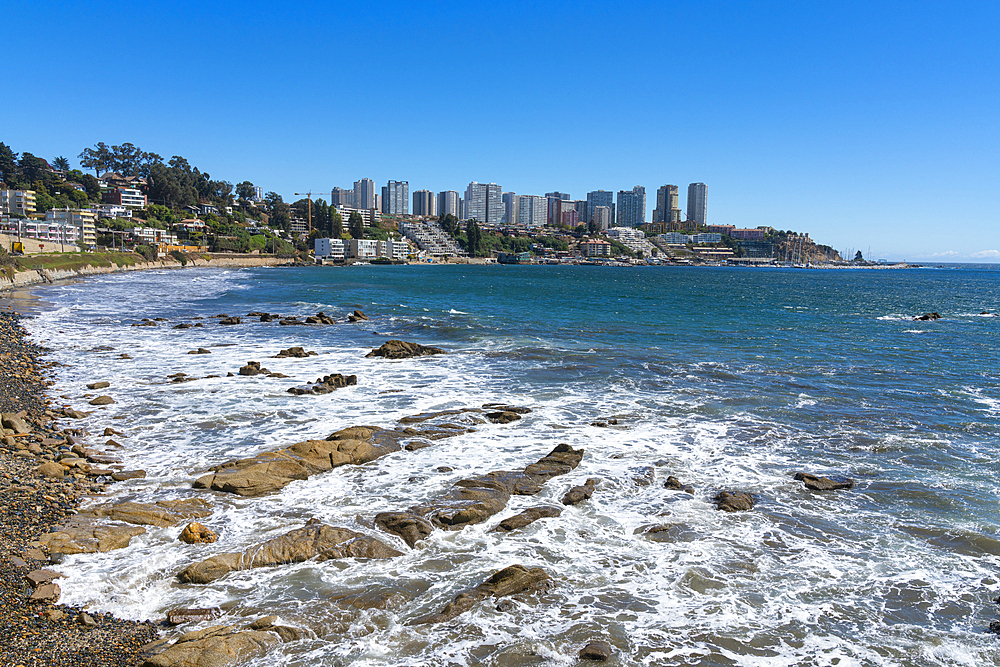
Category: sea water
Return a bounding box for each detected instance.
[22,263,1000,666]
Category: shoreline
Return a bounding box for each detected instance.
[0,309,158,667]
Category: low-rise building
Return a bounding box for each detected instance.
[92,204,132,219]
[0,189,36,216]
[581,239,612,257]
[315,238,347,260]
[379,238,410,260]
[730,228,766,241]
[45,208,97,246]
[103,187,147,208]
[131,227,178,246]
[335,205,380,227]
[348,238,379,259]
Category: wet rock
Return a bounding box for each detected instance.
[173,323,193,329]
[166,607,222,626]
[713,490,755,512]
[28,582,61,602]
[132,320,157,327]
[489,506,562,533]
[305,312,336,324]
[37,517,147,554]
[178,519,400,584]
[141,620,283,667]
[579,640,612,661]
[664,475,695,494]
[180,522,218,544]
[2,411,31,434]
[639,523,700,543]
[63,408,91,419]
[187,348,211,355]
[279,317,305,326]
[26,568,64,586]
[86,498,212,527]
[218,316,242,325]
[238,361,268,376]
[631,466,656,486]
[481,403,532,414]
[365,340,446,359]
[410,564,551,624]
[287,373,357,395]
[914,312,941,321]
[562,479,597,506]
[794,472,855,491]
[273,346,318,358]
[78,611,97,627]
[86,381,111,390]
[347,309,369,322]
[112,469,147,481]
[259,313,276,322]
[991,620,1000,635]
[329,589,408,611]
[485,411,521,424]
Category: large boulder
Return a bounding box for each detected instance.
[410,565,551,624]
[177,519,400,584]
[713,490,755,512]
[562,479,597,506]
[141,617,296,667]
[238,361,266,376]
[2,412,31,434]
[37,517,146,554]
[365,340,446,359]
[86,498,212,527]
[272,347,318,358]
[914,312,941,321]
[794,472,855,491]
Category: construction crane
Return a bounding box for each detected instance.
[293,191,327,234]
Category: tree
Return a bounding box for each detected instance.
[271,202,291,231]
[439,213,459,237]
[0,143,18,187]
[588,220,599,234]
[466,218,482,256]
[19,153,50,184]
[854,250,864,262]
[79,142,113,175]
[52,156,70,171]
[331,210,343,238]
[348,211,364,239]
[236,181,255,201]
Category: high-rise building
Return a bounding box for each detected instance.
[464,181,503,224]
[502,192,519,226]
[687,183,707,226]
[574,200,588,225]
[544,192,571,225]
[382,180,409,215]
[252,186,264,202]
[593,205,612,230]
[331,187,355,208]
[437,191,460,218]
[413,189,435,217]
[616,186,646,227]
[586,190,614,223]
[655,185,681,225]
[517,195,547,227]
[354,178,375,210]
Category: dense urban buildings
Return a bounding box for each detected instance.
[464,181,503,224]
[687,182,707,226]
[586,190,614,224]
[616,186,646,227]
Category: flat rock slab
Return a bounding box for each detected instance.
[410,564,551,625]
[365,340,446,359]
[38,518,147,554]
[142,618,293,667]
[178,519,401,584]
[2,412,31,434]
[26,568,64,586]
[166,607,222,626]
[28,582,61,602]
[490,506,562,533]
[794,472,855,491]
[89,395,115,406]
[86,498,212,527]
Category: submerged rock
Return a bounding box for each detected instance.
[272,346,318,358]
[365,340,446,359]
[489,506,562,533]
[287,373,357,395]
[579,640,613,661]
[561,478,597,506]
[177,519,400,584]
[410,564,551,625]
[793,472,855,491]
[664,475,695,494]
[914,312,941,321]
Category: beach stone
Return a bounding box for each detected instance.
[28,582,61,602]
[410,564,551,625]
[166,607,222,626]
[365,339,446,359]
[187,348,211,355]
[238,361,266,376]
[664,475,695,494]
[562,478,597,506]
[1,412,31,434]
[86,381,111,390]
[180,522,218,544]
[36,461,65,478]
[177,519,400,584]
[112,469,147,481]
[89,395,115,406]
[579,640,612,661]
[713,490,755,512]
[794,472,855,491]
[44,608,66,621]
[104,427,123,436]
[78,611,97,627]
[489,506,562,533]
[26,568,64,586]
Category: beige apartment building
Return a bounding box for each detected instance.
[0,189,37,216]
[45,208,98,247]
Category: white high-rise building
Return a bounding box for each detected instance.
[616,186,646,227]
[502,192,519,225]
[382,180,408,215]
[354,178,375,210]
[517,195,547,227]
[437,190,460,218]
[687,182,707,226]
[464,181,502,224]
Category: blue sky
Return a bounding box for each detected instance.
[4,0,998,261]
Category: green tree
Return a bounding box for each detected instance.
[331,210,343,238]
[466,218,482,255]
[19,153,49,184]
[235,181,255,201]
[439,213,459,237]
[52,156,70,171]
[0,143,18,186]
[79,142,113,175]
[348,211,364,239]
[854,250,864,262]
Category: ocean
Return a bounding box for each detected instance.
[22,263,1000,666]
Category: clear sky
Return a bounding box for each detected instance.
[4,0,998,261]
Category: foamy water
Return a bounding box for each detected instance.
[22,264,1000,666]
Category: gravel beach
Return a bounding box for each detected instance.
[0,309,159,667]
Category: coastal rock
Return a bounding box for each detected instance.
[562,478,597,506]
[36,461,66,478]
[188,348,211,355]
[86,381,111,390]
[579,640,613,661]
[482,403,532,414]
[132,320,157,327]
[112,469,147,481]
[410,564,551,625]
[177,519,400,584]
[2,411,31,434]
[63,408,91,419]
[365,340,446,359]
[218,317,242,325]
[166,607,222,626]
[86,498,212,527]
[259,313,276,322]
[794,472,855,491]
[279,318,305,326]
[485,411,522,424]
[348,310,369,322]
[173,323,193,329]
[37,517,146,554]
[272,346,318,358]
[89,395,115,406]
[914,312,941,321]
[305,312,336,324]
[26,568,64,586]
[664,475,695,494]
[377,444,583,547]
[990,621,1000,635]
[28,582,61,603]
[489,506,562,533]
[180,522,218,544]
[287,373,357,395]
[713,490,755,512]
[238,361,268,376]
[141,619,287,667]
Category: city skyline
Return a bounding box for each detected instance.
[3,1,997,262]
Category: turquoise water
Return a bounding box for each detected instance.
[26,263,1000,666]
